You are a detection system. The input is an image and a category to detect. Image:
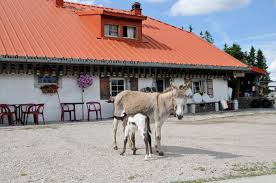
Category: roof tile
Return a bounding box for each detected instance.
[0,0,247,68]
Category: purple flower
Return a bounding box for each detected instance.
[78,73,93,89]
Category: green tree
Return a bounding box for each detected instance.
[188,25,193,32]
[247,46,256,66]
[200,31,204,38]
[256,49,267,69]
[224,43,246,63]
[256,49,270,81]
[224,43,228,50]
[203,31,214,44]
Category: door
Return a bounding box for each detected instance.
[156,79,164,92]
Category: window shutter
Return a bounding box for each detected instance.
[130,78,138,91]
[100,77,110,100]
[207,79,213,97]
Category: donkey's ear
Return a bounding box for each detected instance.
[179,85,185,90]
[170,85,177,89]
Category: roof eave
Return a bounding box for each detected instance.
[0,55,249,71]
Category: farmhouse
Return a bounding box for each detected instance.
[0,0,263,122]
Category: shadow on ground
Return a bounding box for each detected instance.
[162,145,242,159]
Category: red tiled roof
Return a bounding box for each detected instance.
[0,0,248,69]
[250,66,267,75]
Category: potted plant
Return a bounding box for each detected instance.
[40,84,59,94]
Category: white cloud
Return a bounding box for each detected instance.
[268,59,276,81]
[170,0,251,16]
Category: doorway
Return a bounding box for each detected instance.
[156,79,165,92]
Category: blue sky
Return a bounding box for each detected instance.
[68,0,276,80]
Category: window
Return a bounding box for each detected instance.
[123,26,137,39]
[104,25,119,37]
[110,79,125,96]
[192,80,207,94]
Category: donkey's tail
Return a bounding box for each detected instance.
[113,112,127,121]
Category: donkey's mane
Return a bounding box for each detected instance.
[163,87,173,93]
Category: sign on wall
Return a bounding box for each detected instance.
[233,72,245,78]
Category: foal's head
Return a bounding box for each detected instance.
[172,83,192,120]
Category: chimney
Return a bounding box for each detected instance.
[55,0,64,7]
[131,2,142,15]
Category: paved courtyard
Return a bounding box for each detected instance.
[1,112,276,183]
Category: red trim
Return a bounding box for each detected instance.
[77,9,147,20]
[250,66,267,75]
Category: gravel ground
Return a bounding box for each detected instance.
[1,113,276,183]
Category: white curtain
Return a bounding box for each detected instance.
[104,25,109,36]
[127,27,135,38]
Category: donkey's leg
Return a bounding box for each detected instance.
[131,133,137,155]
[143,133,149,160]
[155,121,164,156]
[120,135,128,156]
[112,118,120,150]
[148,132,153,157]
[128,135,135,150]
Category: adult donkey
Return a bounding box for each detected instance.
[112,84,191,155]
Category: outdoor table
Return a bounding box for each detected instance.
[60,102,84,121]
[9,103,34,125]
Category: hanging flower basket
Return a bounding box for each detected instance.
[78,73,93,90]
[40,84,59,94]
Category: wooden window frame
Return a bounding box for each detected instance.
[192,79,207,94]
[122,26,138,39]
[110,78,126,97]
[104,24,120,38]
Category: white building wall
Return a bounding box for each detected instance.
[0,74,114,122]
[0,74,231,122]
[213,78,229,100]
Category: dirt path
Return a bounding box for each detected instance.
[1,113,276,183]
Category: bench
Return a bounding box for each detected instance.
[185,100,220,114]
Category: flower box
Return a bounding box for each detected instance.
[40,84,59,94]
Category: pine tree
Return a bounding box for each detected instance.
[256,49,267,69]
[224,43,245,63]
[247,46,256,66]
[200,31,204,38]
[224,43,228,51]
[256,49,270,81]
[188,25,193,32]
[204,31,214,44]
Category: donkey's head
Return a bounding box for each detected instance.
[172,82,192,120]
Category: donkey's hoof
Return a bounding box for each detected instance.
[133,149,137,155]
[144,155,149,160]
[120,152,125,156]
[114,146,118,150]
[158,151,164,156]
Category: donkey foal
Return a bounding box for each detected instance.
[120,113,153,160]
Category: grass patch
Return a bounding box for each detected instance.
[173,162,276,183]
[128,175,136,181]
[193,167,207,172]
[20,173,27,176]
